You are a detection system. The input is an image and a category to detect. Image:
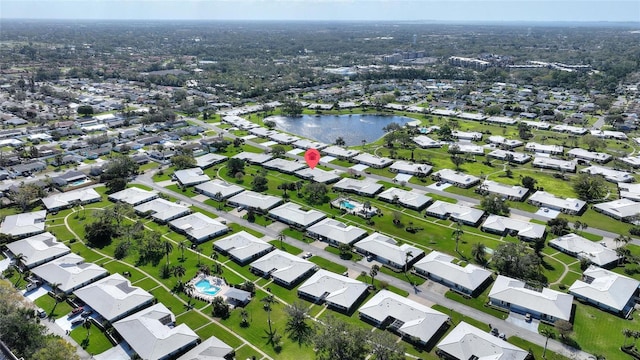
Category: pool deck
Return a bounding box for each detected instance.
[187,274,230,303]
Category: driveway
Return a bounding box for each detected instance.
[506,313,540,332]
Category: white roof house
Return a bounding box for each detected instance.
[452,130,483,141]
[359,290,449,344]
[486,116,518,125]
[214,231,274,264]
[488,136,523,149]
[569,265,640,316]
[590,129,628,140]
[581,165,634,183]
[169,213,229,243]
[0,210,47,239]
[353,153,394,168]
[294,167,342,184]
[173,167,211,186]
[108,187,159,206]
[436,322,529,360]
[227,191,283,211]
[478,180,529,201]
[262,158,306,174]
[378,187,432,210]
[488,275,574,323]
[194,179,244,200]
[593,198,640,222]
[414,251,492,295]
[567,148,612,163]
[481,215,546,241]
[194,153,227,169]
[522,120,550,130]
[333,178,383,197]
[524,142,563,155]
[551,124,588,135]
[292,139,328,150]
[31,253,108,294]
[413,135,442,148]
[231,151,273,164]
[452,143,485,155]
[532,156,576,172]
[620,156,640,168]
[549,233,619,268]
[74,273,154,322]
[298,269,368,312]
[306,218,368,246]
[134,198,191,223]
[250,249,316,287]
[269,132,300,144]
[528,191,586,215]
[113,303,199,360]
[41,188,102,211]
[177,336,233,360]
[459,112,486,121]
[487,149,531,164]
[425,200,485,226]
[433,169,481,188]
[619,183,640,202]
[389,160,432,176]
[268,202,326,229]
[353,232,424,269]
[321,145,360,159]
[6,232,70,269]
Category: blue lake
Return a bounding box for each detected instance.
[268,114,415,146]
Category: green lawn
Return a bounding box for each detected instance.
[444,287,508,320]
[308,256,347,274]
[268,240,303,255]
[69,321,113,355]
[33,295,74,319]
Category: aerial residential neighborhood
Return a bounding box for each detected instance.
[0,10,640,360]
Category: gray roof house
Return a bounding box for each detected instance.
[528,191,586,215]
[194,153,227,169]
[227,191,283,212]
[41,188,101,211]
[31,253,108,294]
[134,198,191,223]
[389,160,432,176]
[214,231,274,265]
[113,303,199,360]
[359,290,449,345]
[250,249,316,288]
[377,187,432,210]
[231,151,273,164]
[108,187,159,206]
[268,202,326,229]
[176,336,233,360]
[353,153,393,168]
[414,251,492,296]
[432,169,481,188]
[297,269,368,313]
[262,158,306,174]
[481,215,546,241]
[6,232,71,269]
[194,179,244,200]
[0,210,47,239]
[333,178,383,197]
[488,275,573,323]
[294,167,341,184]
[173,168,211,187]
[549,233,619,268]
[569,265,640,317]
[306,218,368,246]
[169,213,229,243]
[354,232,424,270]
[74,273,154,322]
[477,180,529,202]
[436,322,529,360]
[593,199,640,222]
[425,201,485,226]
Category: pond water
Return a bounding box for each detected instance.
[267,114,414,146]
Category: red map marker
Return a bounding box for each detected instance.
[304,148,320,169]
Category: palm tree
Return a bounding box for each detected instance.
[211,249,221,274]
[277,231,286,249]
[184,282,195,296]
[262,295,276,336]
[540,328,555,358]
[614,234,632,248]
[178,241,188,262]
[369,265,380,286]
[452,222,464,254]
[404,250,414,274]
[471,243,487,265]
[12,253,27,269]
[284,301,313,345]
[173,265,186,285]
[195,246,202,265]
[163,241,174,266]
[240,309,249,327]
[50,282,63,315]
[623,328,633,347]
[83,319,92,340]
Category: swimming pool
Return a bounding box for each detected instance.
[195,279,221,296]
[70,178,90,186]
[340,201,355,210]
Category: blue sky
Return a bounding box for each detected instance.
[1,0,639,22]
